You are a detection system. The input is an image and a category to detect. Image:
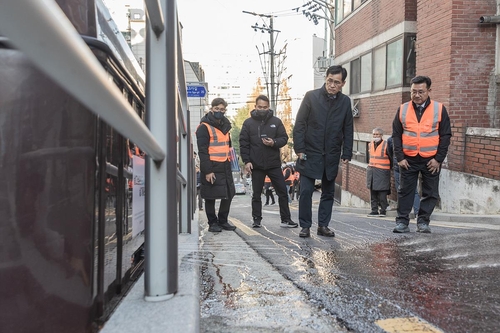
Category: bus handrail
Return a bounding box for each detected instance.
[0,0,166,162]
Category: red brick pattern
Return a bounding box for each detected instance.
[464,134,500,179]
[336,0,415,55]
[336,0,499,204]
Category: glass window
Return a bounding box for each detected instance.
[405,36,416,85]
[387,39,403,86]
[336,0,344,23]
[373,46,386,91]
[350,58,361,94]
[342,62,350,95]
[360,53,372,92]
[353,0,362,10]
[344,0,352,17]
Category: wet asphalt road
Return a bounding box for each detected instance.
[199,191,500,333]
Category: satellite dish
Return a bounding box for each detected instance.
[352,99,360,117]
[352,107,360,117]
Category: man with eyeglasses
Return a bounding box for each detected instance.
[392,76,452,233]
[196,98,237,233]
[293,65,354,238]
[239,95,298,229]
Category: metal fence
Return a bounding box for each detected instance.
[0,0,193,300]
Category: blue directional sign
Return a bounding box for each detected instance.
[187,85,207,98]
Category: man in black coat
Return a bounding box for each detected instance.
[196,98,236,233]
[293,65,354,238]
[239,95,298,229]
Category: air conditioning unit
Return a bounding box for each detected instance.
[317,56,335,71]
[317,57,328,70]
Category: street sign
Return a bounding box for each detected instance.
[187,85,206,98]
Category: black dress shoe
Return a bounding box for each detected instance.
[317,226,335,237]
[218,221,236,231]
[299,227,310,238]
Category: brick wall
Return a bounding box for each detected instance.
[336,0,412,55]
[354,92,410,135]
[337,0,500,208]
[464,133,500,180]
[342,162,370,203]
[418,0,497,174]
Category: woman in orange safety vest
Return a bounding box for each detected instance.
[196,98,236,233]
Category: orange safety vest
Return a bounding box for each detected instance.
[200,123,230,162]
[283,167,294,182]
[399,101,442,158]
[368,140,390,170]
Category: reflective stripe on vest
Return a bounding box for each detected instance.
[200,123,230,162]
[368,140,390,170]
[399,100,442,158]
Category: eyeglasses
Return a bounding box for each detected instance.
[212,107,226,112]
[326,79,343,86]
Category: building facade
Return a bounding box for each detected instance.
[185,60,208,154]
[333,0,500,214]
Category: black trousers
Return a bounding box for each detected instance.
[251,167,291,222]
[204,198,232,225]
[265,186,275,204]
[298,171,336,228]
[370,189,389,213]
[397,159,440,225]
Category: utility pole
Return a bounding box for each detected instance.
[269,16,276,110]
[243,11,280,111]
[297,1,335,72]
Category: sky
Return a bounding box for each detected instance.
[103,0,329,110]
[176,0,328,106]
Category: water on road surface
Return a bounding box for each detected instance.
[195,192,500,332]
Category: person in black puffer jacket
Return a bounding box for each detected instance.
[239,95,297,229]
[196,98,236,233]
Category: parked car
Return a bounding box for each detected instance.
[235,183,246,195]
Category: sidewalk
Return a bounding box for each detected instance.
[100,206,500,332]
[100,212,201,333]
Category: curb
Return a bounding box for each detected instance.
[334,206,500,225]
[101,212,200,333]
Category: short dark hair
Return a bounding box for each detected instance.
[256,94,270,104]
[211,97,228,108]
[411,76,432,89]
[326,65,348,81]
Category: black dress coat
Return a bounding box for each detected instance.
[293,85,354,181]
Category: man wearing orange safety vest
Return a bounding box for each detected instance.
[263,175,275,206]
[282,163,295,203]
[366,127,393,217]
[196,98,236,233]
[392,76,452,233]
